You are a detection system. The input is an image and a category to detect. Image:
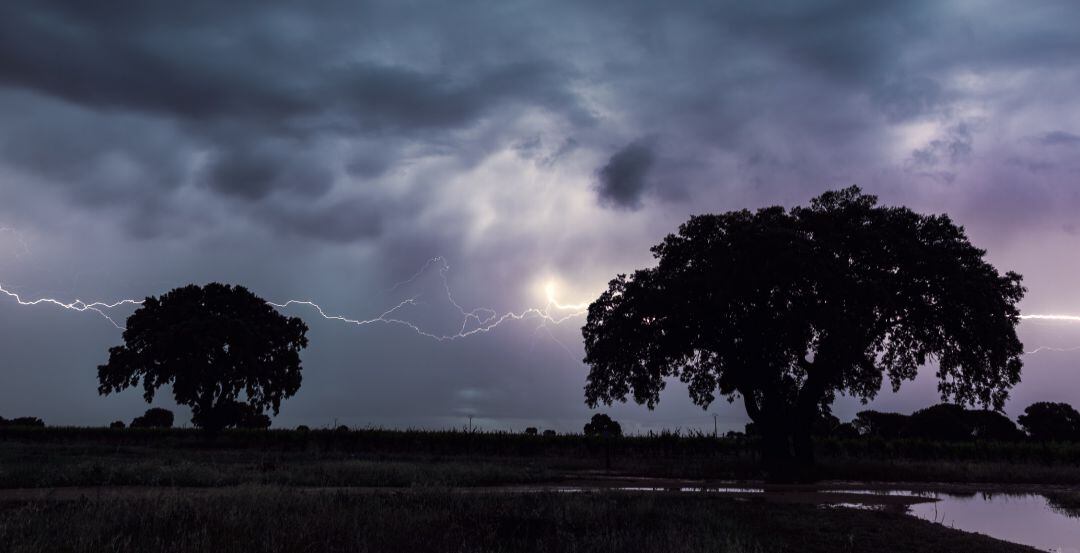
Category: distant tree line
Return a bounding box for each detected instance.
[745,401,1080,443]
[0,416,44,428]
[107,405,271,430]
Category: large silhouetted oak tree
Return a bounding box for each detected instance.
[582,187,1024,477]
[98,283,308,433]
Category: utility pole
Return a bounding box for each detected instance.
[713,413,718,438]
[468,414,474,432]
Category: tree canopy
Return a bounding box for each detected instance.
[98,283,308,433]
[583,413,622,437]
[582,187,1025,471]
[1018,402,1080,441]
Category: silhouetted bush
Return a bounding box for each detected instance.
[0,416,45,428]
[226,401,272,429]
[109,421,126,429]
[524,427,538,435]
[131,408,174,429]
[296,425,310,432]
[542,430,556,437]
[852,411,909,439]
[583,413,621,437]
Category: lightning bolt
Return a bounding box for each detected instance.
[269,257,587,341]
[0,285,141,329]
[1020,314,1080,322]
[0,255,588,340]
[1017,315,1080,354]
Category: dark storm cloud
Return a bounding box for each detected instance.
[259,199,384,243]
[1038,131,1080,147]
[202,143,334,200]
[596,140,656,210]
[871,76,946,123]
[0,1,586,240]
[0,2,582,131]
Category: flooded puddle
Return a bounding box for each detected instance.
[557,484,1080,551]
[904,492,1080,553]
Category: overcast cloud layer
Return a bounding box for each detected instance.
[2,1,1080,432]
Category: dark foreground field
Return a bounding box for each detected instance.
[5,426,1080,487]
[0,427,1074,552]
[0,488,1038,553]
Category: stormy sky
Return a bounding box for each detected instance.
[2,1,1080,432]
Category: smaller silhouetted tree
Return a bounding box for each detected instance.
[542,429,557,437]
[98,283,308,434]
[1018,402,1080,441]
[109,420,126,429]
[584,413,622,437]
[131,407,174,428]
[524,427,538,435]
[903,404,971,441]
[966,409,1023,441]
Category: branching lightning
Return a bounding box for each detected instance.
[0,285,141,329]
[269,257,588,341]
[0,255,588,340]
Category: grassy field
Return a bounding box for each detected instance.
[1,427,1070,551]
[0,488,1038,553]
[2,426,1080,488]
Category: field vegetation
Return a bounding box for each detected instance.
[3,425,1080,489]
[0,487,1039,553]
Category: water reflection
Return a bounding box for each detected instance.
[553,484,1080,551]
[905,492,1080,553]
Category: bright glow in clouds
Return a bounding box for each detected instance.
[540,278,591,312]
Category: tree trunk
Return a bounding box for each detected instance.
[792,400,817,468]
[743,388,821,482]
[759,422,795,478]
[792,419,816,481]
[792,365,828,480]
[743,392,797,480]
